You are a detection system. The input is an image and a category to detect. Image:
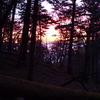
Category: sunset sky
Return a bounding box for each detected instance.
[41,0,83,42]
[41,1,59,42]
[41,26,60,42]
[15,0,83,42]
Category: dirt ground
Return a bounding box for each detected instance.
[0,50,100,94]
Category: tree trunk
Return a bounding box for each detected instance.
[83,0,95,81]
[0,29,2,49]
[95,34,99,82]
[0,0,17,49]
[0,0,3,49]
[19,0,31,62]
[16,0,31,68]
[83,28,91,81]
[8,1,17,51]
[0,0,17,28]
[27,0,39,81]
[67,0,76,74]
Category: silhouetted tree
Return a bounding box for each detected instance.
[15,0,32,68]
[8,1,17,51]
[63,0,76,74]
[82,0,100,81]
[0,0,17,48]
[0,0,3,49]
[27,0,39,81]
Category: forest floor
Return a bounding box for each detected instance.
[0,49,100,95]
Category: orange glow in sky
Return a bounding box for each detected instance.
[41,0,83,42]
[42,26,60,42]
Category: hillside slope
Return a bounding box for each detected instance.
[0,50,100,93]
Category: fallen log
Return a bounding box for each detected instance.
[0,75,100,100]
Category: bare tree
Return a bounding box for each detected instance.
[8,1,17,51]
[0,0,17,48]
[16,0,31,68]
[27,0,39,81]
[67,0,76,74]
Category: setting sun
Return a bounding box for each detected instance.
[42,26,60,42]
